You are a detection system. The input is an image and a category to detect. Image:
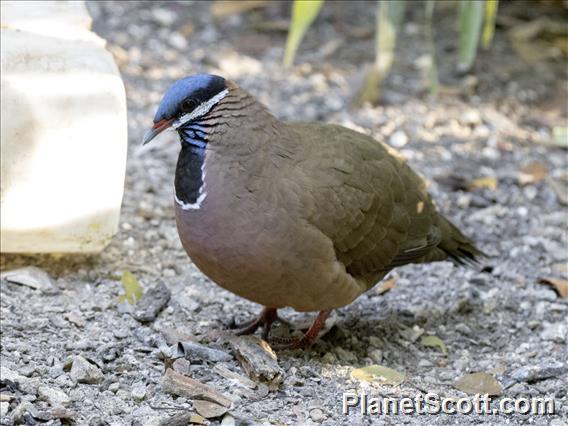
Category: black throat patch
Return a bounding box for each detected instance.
[175,143,206,205]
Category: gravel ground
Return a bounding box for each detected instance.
[1,1,567,425]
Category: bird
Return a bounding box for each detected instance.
[143,74,485,349]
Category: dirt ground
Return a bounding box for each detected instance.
[1,1,567,425]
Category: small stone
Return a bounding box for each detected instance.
[220,414,236,426]
[152,8,176,26]
[169,32,187,50]
[108,382,120,393]
[389,130,408,148]
[368,336,382,348]
[541,321,567,343]
[66,311,86,328]
[0,401,8,417]
[309,408,325,422]
[321,352,337,364]
[70,356,104,384]
[38,385,70,407]
[193,399,228,419]
[334,347,357,363]
[1,266,59,294]
[368,349,383,364]
[509,359,568,383]
[12,401,39,423]
[131,381,146,401]
[132,282,171,323]
[176,341,232,363]
[459,110,481,126]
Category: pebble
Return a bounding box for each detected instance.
[368,349,383,364]
[541,321,567,343]
[334,347,357,363]
[0,402,8,417]
[132,281,171,323]
[109,382,120,393]
[309,408,325,422]
[70,356,104,384]
[389,130,408,148]
[38,385,70,407]
[131,381,146,401]
[509,359,568,383]
[176,340,232,363]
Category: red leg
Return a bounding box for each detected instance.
[234,307,278,340]
[271,310,331,349]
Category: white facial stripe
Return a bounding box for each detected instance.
[172,88,229,129]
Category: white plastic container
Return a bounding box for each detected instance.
[1,1,127,253]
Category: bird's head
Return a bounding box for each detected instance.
[142,74,228,145]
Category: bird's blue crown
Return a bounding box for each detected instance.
[154,74,226,123]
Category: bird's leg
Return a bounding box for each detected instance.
[233,307,279,340]
[270,310,331,350]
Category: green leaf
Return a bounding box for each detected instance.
[351,365,405,385]
[119,270,143,304]
[354,1,406,105]
[482,0,499,49]
[457,0,485,73]
[424,0,439,96]
[283,0,324,68]
[421,335,448,355]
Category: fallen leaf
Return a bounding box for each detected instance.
[193,400,228,419]
[467,176,497,191]
[119,270,143,305]
[538,277,568,299]
[454,372,502,396]
[518,162,548,185]
[377,274,399,295]
[211,0,268,19]
[351,365,405,386]
[421,335,448,355]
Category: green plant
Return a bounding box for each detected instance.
[284,0,500,104]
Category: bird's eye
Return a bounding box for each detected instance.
[181,99,198,113]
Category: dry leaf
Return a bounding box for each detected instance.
[421,335,448,355]
[377,275,399,295]
[351,365,405,386]
[454,372,503,396]
[518,162,548,185]
[467,176,497,191]
[538,277,568,299]
[211,1,268,19]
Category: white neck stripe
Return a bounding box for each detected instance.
[172,88,229,129]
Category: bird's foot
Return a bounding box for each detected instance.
[269,310,331,350]
[232,307,280,340]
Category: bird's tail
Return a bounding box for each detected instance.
[436,215,487,265]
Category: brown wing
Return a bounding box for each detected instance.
[288,123,442,282]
